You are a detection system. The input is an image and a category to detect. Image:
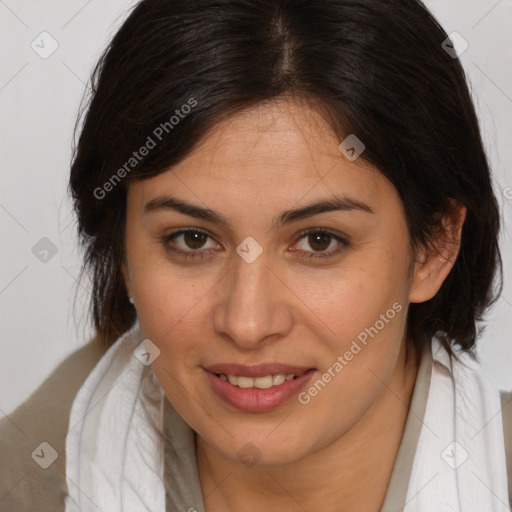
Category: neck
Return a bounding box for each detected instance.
[197,342,420,512]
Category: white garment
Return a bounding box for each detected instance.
[404,341,510,511]
[64,323,167,512]
[64,323,509,512]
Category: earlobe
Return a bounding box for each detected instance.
[409,201,467,304]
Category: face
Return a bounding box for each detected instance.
[122,98,418,466]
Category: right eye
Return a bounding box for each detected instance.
[161,228,221,261]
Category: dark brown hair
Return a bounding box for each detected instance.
[69,0,502,357]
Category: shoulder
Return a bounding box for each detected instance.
[0,338,108,512]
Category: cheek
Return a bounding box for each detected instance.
[294,251,410,355]
[293,253,410,412]
[134,279,210,420]
[303,277,407,391]
[129,236,217,341]
[136,279,209,360]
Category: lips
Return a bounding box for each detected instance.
[203,363,317,412]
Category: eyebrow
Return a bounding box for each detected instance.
[143,194,374,228]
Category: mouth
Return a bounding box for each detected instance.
[204,364,317,412]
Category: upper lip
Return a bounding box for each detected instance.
[204,363,314,378]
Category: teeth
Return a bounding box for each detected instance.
[254,375,273,389]
[219,373,297,388]
[237,376,254,389]
[272,374,285,386]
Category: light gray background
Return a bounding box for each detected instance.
[1,0,511,416]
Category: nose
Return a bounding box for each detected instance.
[212,250,294,350]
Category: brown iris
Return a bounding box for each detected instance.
[307,232,331,251]
[184,231,208,249]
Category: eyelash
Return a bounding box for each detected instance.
[160,228,349,262]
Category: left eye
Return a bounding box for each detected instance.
[294,230,347,255]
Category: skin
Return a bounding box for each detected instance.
[122,98,466,511]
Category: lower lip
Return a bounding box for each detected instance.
[204,369,316,412]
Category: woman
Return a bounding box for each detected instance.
[1,0,510,511]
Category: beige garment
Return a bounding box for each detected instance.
[0,339,107,512]
[502,392,512,507]
[379,341,432,511]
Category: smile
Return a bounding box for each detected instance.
[204,365,316,412]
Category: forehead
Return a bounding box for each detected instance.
[128,98,400,217]
[178,99,367,180]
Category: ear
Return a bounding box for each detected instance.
[409,200,467,303]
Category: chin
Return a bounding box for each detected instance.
[211,427,316,468]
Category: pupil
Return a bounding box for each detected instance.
[309,233,330,251]
[185,231,206,249]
